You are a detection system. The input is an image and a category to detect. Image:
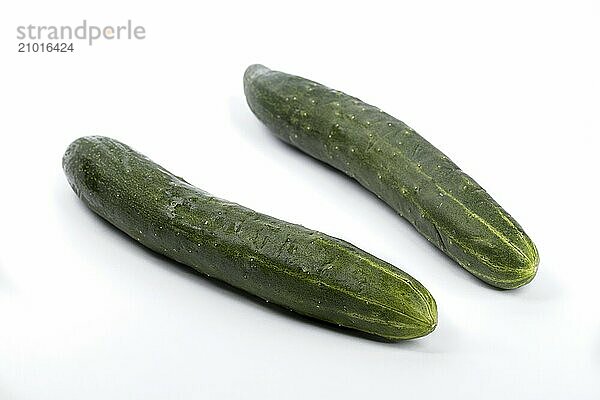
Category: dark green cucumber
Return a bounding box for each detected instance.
[63,136,437,340]
[244,65,539,289]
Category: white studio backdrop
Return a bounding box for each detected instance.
[0,1,599,399]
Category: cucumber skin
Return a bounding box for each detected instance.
[244,65,539,289]
[63,136,437,340]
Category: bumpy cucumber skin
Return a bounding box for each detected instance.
[244,65,539,289]
[63,136,437,340]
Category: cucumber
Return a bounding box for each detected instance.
[63,136,437,340]
[243,65,539,289]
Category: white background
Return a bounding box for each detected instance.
[1,1,599,398]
